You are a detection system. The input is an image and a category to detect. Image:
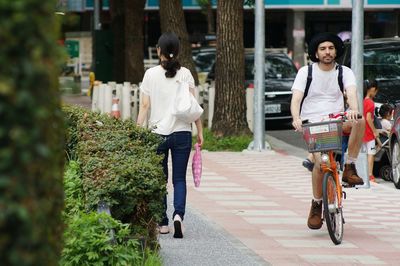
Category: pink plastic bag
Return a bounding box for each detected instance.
[192,143,202,187]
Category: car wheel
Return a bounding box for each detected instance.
[391,141,400,189]
[379,165,392,181]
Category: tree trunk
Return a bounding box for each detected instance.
[159,0,199,85]
[206,0,215,34]
[125,0,146,84]
[211,0,250,136]
[109,0,125,83]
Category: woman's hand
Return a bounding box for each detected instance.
[194,118,204,147]
[197,133,203,147]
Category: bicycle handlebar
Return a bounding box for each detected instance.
[302,112,363,125]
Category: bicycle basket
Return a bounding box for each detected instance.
[302,120,343,152]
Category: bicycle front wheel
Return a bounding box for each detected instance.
[322,172,343,245]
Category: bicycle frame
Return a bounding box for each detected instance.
[320,150,343,208]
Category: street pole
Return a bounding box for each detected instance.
[253,0,266,151]
[351,0,364,112]
[94,0,101,30]
[351,0,369,188]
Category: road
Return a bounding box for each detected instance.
[266,120,307,150]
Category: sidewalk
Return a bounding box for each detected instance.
[175,150,400,265]
[63,95,400,265]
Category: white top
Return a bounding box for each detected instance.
[140,65,195,135]
[381,118,392,132]
[291,63,356,122]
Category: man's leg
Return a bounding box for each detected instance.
[347,119,365,159]
[311,153,323,199]
[308,153,323,230]
[343,119,366,186]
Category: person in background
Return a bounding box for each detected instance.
[137,32,204,238]
[378,103,393,138]
[363,79,380,182]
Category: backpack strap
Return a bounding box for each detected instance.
[337,64,344,94]
[300,64,313,112]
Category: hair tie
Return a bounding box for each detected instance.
[169,53,173,58]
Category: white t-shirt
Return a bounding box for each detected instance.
[140,65,195,135]
[381,118,392,132]
[291,63,356,122]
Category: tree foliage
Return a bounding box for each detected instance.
[0,0,65,264]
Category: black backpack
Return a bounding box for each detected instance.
[300,64,344,111]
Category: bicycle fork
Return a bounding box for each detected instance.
[320,151,344,213]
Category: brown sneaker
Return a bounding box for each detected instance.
[342,163,364,186]
[307,200,323,230]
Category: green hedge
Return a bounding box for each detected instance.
[0,0,65,265]
[61,160,162,266]
[63,105,166,244]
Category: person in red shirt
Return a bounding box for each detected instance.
[363,80,380,182]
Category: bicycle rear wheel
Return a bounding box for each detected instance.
[322,172,343,245]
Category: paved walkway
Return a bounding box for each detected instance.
[171,150,400,265]
[63,94,400,265]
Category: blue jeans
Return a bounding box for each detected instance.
[157,131,192,226]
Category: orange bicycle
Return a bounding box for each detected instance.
[302,112,360,245]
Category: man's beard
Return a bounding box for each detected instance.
[320,56,335,64]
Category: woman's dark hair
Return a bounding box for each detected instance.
[363,79,378,97]
[379,103,393,118]
[157,32,181,78]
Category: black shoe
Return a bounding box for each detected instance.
[302,159,314,172]
[173,215,183,238]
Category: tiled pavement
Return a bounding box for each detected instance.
[64,94,400,265]
[185,151,400,265]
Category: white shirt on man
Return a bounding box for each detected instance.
[140,65,195,135]
[291,63,356,122]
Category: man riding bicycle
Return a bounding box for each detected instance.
[290,32,366,230]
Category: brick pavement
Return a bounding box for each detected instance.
[63,94,400,265]
[185,151,400,265]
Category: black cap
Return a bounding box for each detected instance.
[308,32,344,62]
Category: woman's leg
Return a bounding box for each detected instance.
[170,131,192,220]
[157,136,169,226]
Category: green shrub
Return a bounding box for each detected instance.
[61,211,141,266]
[64,160,84,216]
[197,128,252,151]
[0,0,65,265]
[63,105,166,245]
[62,160,162,266]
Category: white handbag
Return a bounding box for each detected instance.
[172,80,203,123]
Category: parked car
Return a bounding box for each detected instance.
[207,52,298,121]
[344,37,400,188]
[192,47,216,84]
[339,37,400,105]
[390,103,400,189]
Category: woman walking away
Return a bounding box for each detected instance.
[137,32,203,238]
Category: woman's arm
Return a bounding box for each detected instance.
[190,86,204,146]
[195,119,203,146]
[136,93,150,126]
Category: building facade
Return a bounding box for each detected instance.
[64,0,400,66]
